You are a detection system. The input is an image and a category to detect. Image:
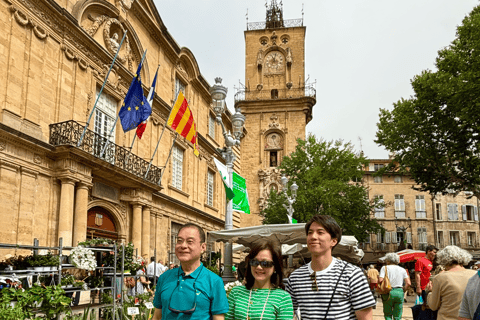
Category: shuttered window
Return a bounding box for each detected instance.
[172,145,184,190]
[207,170,214,206]
[415,195,426,219]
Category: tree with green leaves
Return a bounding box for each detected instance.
[261,134,383,242]
[376,5,480,198]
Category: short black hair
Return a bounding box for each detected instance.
[178,223,206,243]
[150,257,155,262]
[426,245,438,254]
[244,240,284,290]
[305,214,342,248]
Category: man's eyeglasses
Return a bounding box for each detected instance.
[310,272,319,291]
[168,265,203,314]
[249,259,274,268]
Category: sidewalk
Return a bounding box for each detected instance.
[373,295,415,320]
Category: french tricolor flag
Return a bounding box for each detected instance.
[136,68,158,139]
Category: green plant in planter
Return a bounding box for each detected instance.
[43,253,60,267]
[61,274,76,286]
[38,285,72,319]
[104,242,134,271]
[9,255,28,270]
[78,238,114,247]
[87,275,104,289]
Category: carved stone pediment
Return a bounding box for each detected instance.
[257,168,282,211]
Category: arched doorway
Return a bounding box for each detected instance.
[87,206,119,241]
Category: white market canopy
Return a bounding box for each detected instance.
[208,223,364,263]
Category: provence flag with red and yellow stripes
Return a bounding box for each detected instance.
[167,92,199,157]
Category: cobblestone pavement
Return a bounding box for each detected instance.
[373,294,415,320]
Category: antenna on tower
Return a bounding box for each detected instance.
[358,136,364,156]
[246,8,248,26]
[302,3,304,23]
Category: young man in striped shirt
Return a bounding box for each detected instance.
[286,215,375,320]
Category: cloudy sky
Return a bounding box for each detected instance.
[153,0,478,159]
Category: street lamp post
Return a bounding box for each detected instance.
[280,174,298,267]
[280,174,298,224]
[210,77,245,283]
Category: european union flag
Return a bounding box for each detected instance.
[119,60,152,132]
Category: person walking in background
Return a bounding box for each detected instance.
[415,245,437,301]
[151,223,229,320]
[426,246,476,320]
[458,271,480,320]
[367,265,379,298]
[226,240,293,320]
[286,214,375,320]
[378,253,411,320]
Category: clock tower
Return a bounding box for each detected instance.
[235,1,316,227]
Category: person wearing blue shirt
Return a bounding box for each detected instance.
[152,223,229,319]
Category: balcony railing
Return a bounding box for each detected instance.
[247,18,303,30]
[49,120,162,185]
[234,86,316,103]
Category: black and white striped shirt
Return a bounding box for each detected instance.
[285,258,376,320]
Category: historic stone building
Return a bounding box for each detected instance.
[362,158,480,262]
[235,1,316,227]
[0,0,241,264]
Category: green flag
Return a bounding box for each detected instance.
[292,218,298,224]
[232,172,250,214]
[213,158,235,200]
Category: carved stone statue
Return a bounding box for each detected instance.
[286,47,293,66]
[257,49,263,67]
[110,33,120,52]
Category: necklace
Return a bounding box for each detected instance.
[247,288,271,320]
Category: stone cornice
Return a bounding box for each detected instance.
[153,192,225,226]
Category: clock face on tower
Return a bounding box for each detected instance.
[265,51,284,74]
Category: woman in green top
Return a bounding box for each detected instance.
[226,240,293,320]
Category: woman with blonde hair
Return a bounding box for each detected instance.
[378,252,411,320]
[426,245,476,320]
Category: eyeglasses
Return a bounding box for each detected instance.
[249,259,274,268]
[168,265,203,314]
[310,272,319,291]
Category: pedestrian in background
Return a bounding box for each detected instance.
[415,245,437,301]
[458,271,480,320]
[426,245,476,320]
[378,253,410,320]
[367,264,379,298]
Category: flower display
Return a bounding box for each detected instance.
[70,246,97,271]
[224,280,242,296]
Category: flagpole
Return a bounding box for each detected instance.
[127,64,160,164]
[100,49,148,158]
[144,92,179,179]
[156,133,178,185]
[78,31,127,147]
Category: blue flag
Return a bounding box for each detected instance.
[119,59,152,132]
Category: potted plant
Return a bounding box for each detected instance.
[70,246,97,271]
[61,274,76,288]
[43,253,60,271]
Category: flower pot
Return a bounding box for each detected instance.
[50,266,58,271]
[34,267,43,271]
[27,267,34,270]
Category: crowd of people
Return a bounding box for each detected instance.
[122,214,480,320]
[365,244,480,320]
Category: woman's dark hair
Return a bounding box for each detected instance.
[244,240,284,290]
[305,214,342,248]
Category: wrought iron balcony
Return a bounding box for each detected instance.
[234,86,316,103]
[247,18,303,31]
[49,120,162,185]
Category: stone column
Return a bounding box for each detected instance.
[142,206,151,257]
[72,182,90,246]
[58,178,76,247]
[131,203,142,254]
[155,212,163,263]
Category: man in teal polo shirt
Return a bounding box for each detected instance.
[152,223,229,319]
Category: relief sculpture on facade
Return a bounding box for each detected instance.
[257,168,282,211]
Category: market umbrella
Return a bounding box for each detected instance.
[379,249,425,263]
[208,224,364,263]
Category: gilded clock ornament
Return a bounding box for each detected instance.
[265,51,284,73]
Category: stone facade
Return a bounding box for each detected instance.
[0,0,238,264]
[363,159,480,262]
[235,7,316,227]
